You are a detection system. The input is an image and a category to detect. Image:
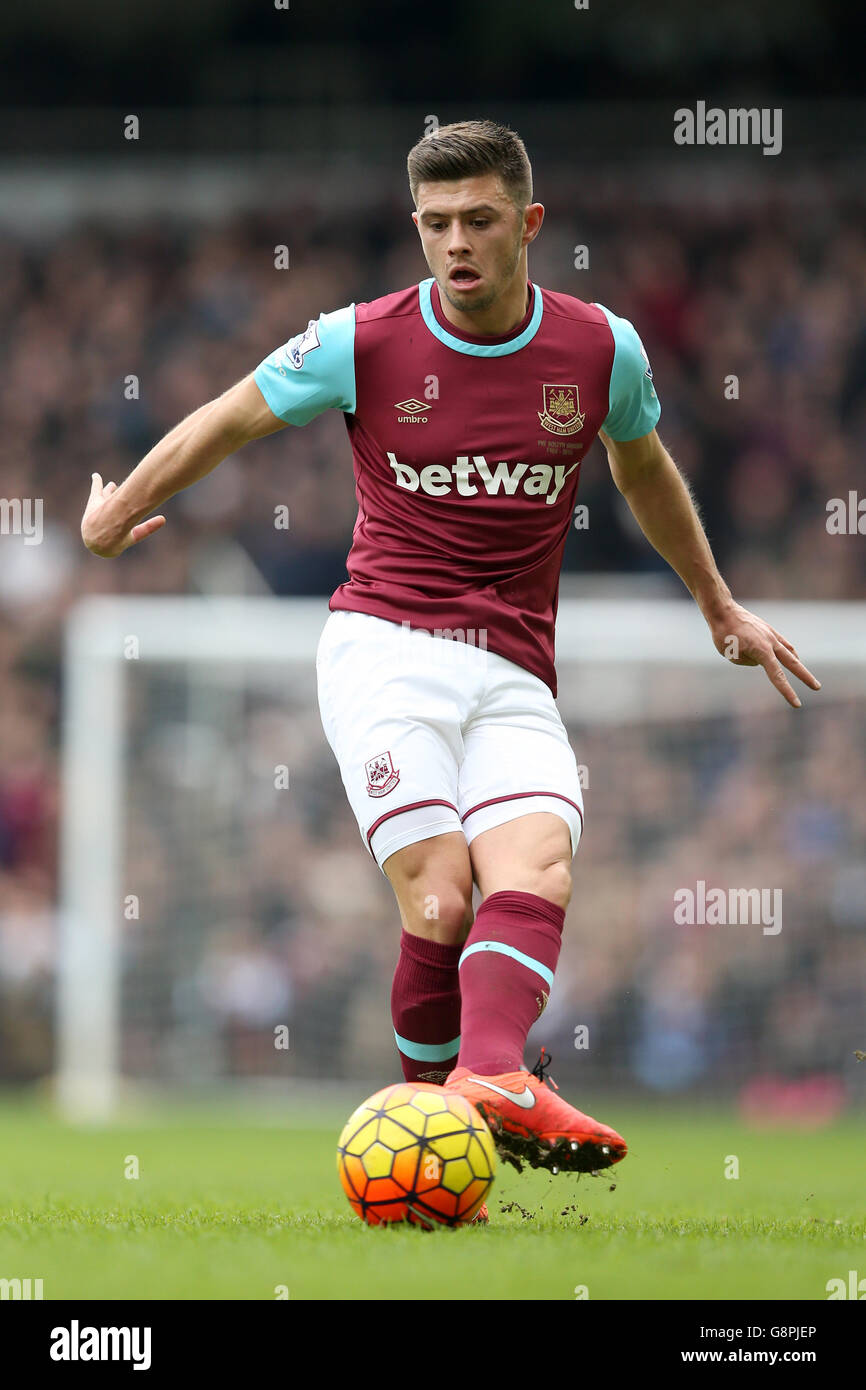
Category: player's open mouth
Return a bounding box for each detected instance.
[449,267,482,289]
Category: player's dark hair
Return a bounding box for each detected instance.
[407,120,533,210]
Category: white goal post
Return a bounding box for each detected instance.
[57,596,866,1120]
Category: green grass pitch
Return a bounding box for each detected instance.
[0,1096,862,1300]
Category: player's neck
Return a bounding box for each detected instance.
[438,275,532,338]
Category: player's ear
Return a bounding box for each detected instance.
[523,203,544,246]
[411,210,420,230]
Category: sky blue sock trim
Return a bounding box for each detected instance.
[458,940,555,990]
[393,1030,462,1062]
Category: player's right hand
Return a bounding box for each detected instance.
[81,473,166,558]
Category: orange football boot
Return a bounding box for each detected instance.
[470,1203,490,1225]
[445,1049,627,1175]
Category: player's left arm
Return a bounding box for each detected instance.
[601,425,821,708]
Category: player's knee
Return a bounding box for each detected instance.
[385,837,474,944]
[480,858,571,911]
[545,859,573,911]
[532,858,572,912]
[402,880,474,943]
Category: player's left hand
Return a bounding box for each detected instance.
[707,602,821,708]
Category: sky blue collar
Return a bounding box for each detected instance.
[418,277,543,356]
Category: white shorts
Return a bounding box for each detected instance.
[315,610,584,872]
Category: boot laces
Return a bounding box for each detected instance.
[530,1045,559,1091]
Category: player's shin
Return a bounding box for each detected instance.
[390,928,462,1083]
[456,890,563,1075]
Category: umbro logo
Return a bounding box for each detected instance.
[394,398,431,424]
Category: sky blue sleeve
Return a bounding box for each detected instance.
[596,304,661,441]
[253,303,356,424]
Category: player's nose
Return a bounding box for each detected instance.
[445,222,472,255]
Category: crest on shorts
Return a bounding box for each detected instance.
[365,750,400,798]
[538,384,585,436]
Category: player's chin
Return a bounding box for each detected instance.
[443,276,495,309]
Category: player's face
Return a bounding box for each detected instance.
[412,174,535,315]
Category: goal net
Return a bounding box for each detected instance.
[58,597,866,1120]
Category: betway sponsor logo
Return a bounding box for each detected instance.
[387,453,579,505]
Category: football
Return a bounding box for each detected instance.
[337,1082,496,1228]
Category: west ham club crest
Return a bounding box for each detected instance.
[365,750,400,797]
[538,384,585,436]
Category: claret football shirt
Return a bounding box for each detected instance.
[254,278,660,696]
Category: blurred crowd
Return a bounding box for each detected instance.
[1,165,865,1102]
[106,668,866,1116]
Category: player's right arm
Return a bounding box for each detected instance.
[81,302,356,558]
[81,374,286,558]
